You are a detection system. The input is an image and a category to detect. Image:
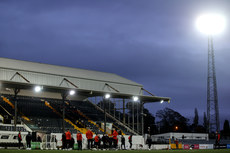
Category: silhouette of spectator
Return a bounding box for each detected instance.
[128,135,132,149]
[77,131,82,150]
[26,132,32,149]
[18,131,22,149]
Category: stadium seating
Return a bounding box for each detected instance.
[0,94,137,135]
[0,95,77,133]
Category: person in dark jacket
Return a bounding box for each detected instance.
[18,131,22,149]
[101,134,106,149]
[26,132,32,149]
[37,135,42,142]
[121,135,126,150]
[146,135,152,150]
[70,136,75,150]
[62,133,66,150]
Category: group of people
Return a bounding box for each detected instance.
[62,129,78,150]
[85,128,133,150]
[17,131,32,150]
[62,128,133,150]
[18,128,134,150]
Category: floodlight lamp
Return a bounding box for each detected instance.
[175,126,178,130]
[160,100,164,103]
[133,96,139,102]
[69,90,75,96]
[196,13,226,35]
[34,86,42,92]
[105,93,111,99]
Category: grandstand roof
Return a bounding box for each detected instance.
[0,57,141,86]
[0,57,170,102]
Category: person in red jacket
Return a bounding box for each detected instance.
[128,135,132,149]
[113,128,118,148]
[94,134,100,150]
[18,131,22,149]
[77,132,82,150]
[65,129,71,150]
[86,129,93,149]
[215,131,221,147]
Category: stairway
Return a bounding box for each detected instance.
[1,96,30,121]
[43,100,88,134]
[86,99,139,135]
[75,109,105,134]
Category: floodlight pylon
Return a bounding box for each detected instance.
[207,35,220,133]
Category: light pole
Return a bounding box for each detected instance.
[196,13,226,133]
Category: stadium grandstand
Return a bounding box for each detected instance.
[0,57,171,149]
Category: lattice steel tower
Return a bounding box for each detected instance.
[207,35,220,133]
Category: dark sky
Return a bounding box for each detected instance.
[0,0,230,127]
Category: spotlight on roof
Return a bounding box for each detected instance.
[34,86,42,92]
[133,96,139,102]
[105,93,111,99]
[69,90,75,96]
[160,100,164,103]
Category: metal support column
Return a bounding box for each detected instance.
[123,99,125,124]
[132,101,134,131]
[104,98,107,134]
[141,101,144,136]
[61,92,68,133]
[137,102,139,133]
[14,88,20,131]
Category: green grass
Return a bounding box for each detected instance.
[0,150,230,153]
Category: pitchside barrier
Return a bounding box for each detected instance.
[1,131,230,150]
[31,142,40,150]
[227,144,230,149]
[170,143,230,150]
[0,130,28,149]
[170,143,183,149]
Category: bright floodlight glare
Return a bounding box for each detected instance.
[160,100,164,103]
[133,96,139,102]
[196,14,226,35]
[105,93,111,99]
[69,90,75,95]
[175,126,179,130]
[34,86,42,92]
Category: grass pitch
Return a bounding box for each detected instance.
[0,150,230,153]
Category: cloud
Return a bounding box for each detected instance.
[0,0,230,126]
